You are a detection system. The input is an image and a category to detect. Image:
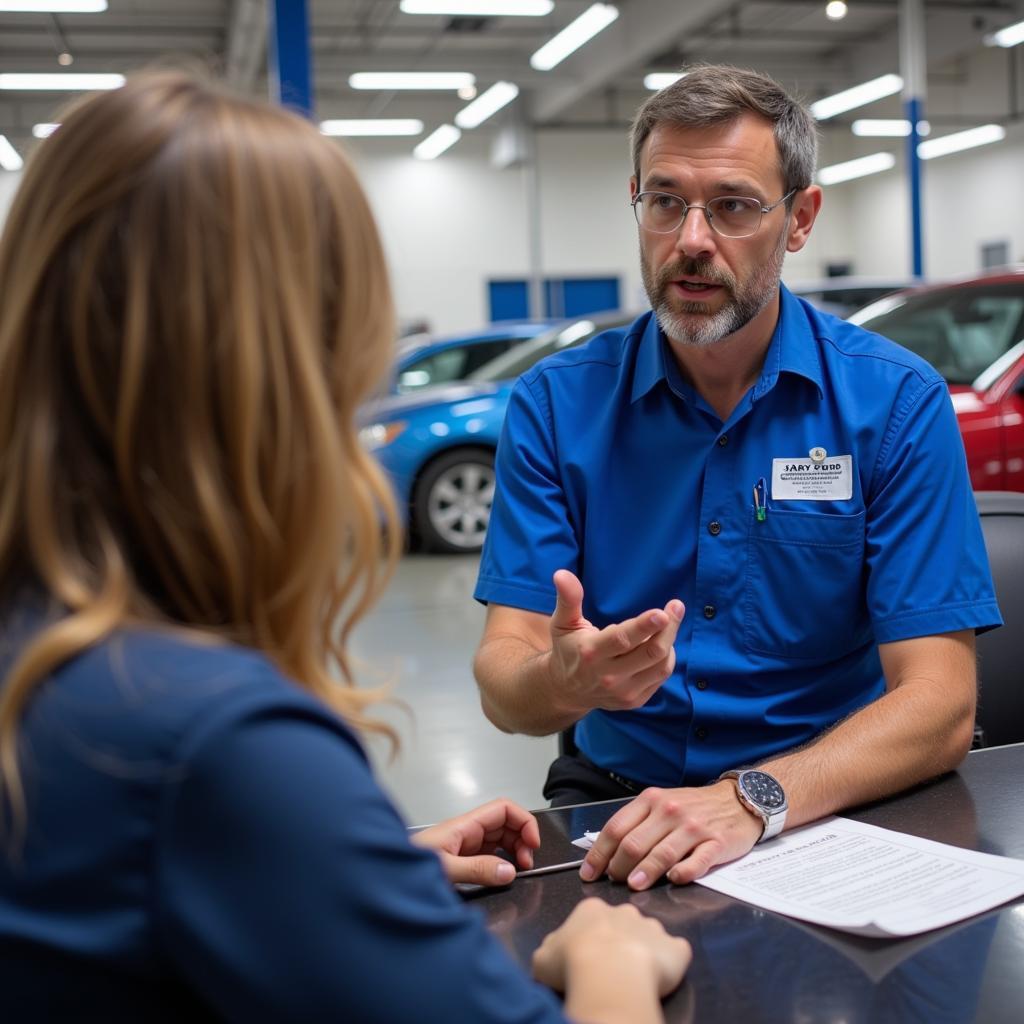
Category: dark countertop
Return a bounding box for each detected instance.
[474,743,1024,1023]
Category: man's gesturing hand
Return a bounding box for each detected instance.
[579,781,763,890]
[548,569,684,715]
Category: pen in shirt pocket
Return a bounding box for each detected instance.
[753,477,768,521]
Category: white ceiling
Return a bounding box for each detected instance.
[0,0,1022,151]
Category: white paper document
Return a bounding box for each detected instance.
[694,817,1024,937]
[572,831,601,851]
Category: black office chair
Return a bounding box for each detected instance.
[973,491,1024,748]
[558,725,578,757]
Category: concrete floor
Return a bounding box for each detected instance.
[350,554,556,826]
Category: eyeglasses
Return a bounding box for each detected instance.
[631,188,797,239]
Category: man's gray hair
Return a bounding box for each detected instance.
[630,64,818,198]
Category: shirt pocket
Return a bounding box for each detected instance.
[744,507,870,661]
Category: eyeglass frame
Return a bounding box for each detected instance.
[630,187,799,239]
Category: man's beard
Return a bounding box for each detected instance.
[641,226,789,347]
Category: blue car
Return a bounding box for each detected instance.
[388,321,557,395]
[360,311,637,553]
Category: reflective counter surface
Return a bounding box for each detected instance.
[473,743,1024,1023]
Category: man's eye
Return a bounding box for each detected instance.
[653,195,678,210]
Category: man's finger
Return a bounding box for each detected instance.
[591,597,683,663]
[667,839,722,885]
[551,569,586,632]
[579,795,654,881]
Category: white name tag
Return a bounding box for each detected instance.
[771,455,852,501]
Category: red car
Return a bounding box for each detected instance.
[849,268,1024,492]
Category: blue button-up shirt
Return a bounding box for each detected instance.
[475,287,1001,787]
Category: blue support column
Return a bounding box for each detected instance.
[900,0,926,279]
[268,0,313,118]
[905,95,924,279]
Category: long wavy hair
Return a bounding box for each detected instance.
[0,72,401,836]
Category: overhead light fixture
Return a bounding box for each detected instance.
[400,1,553,14]
[0,2,106,10]
[817,152,896,186]
[852,118,930,137]
[32,122,61,137]
[809,73,903,120]
[0,135,23,171]
[918,124,1005,160]
[985,19,1024,48]
[414,124,461,160]
[530,3,619,71]
[643,72,685,91]
[319,119,424,137]
[349,72,474,91]
[825,1,848,20]
[455,81,519,129]
[0,72,125,90]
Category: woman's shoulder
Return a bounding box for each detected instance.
[22,622,361,769]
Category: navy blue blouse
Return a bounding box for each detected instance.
[0,616,565,1022]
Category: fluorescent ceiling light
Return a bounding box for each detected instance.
[810,74,903,120]
[0,1,106,10]
[320,119,424,137]
[400,1,553,14]
[852,119,930,137]
[817,152,896,186]
[0,72,125,90]
[414,124,461,160]
[644,72,685,91]
[825,0,848,20]
[455,81,519,128]
[349,72,474,91]
[32,122,60,138]
[918,124,1005,160]
[985,19,1024,48]
[530,3,619,71]
[0,135,23,171]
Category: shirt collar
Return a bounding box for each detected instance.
[754,284,824,401]
[630,284,825,405]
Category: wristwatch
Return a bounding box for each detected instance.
[719,768,787,843]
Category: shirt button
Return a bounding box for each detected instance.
[703,604,716,619]
[717,435,729,447]
[708,520,722,536]
[695,727,708,740]
[696,678,709,690]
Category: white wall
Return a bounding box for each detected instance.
[0,171,20,224]
[833,120,1024,279]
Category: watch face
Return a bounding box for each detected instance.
[740,771,785,810]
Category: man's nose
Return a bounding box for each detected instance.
[676,205,717,261]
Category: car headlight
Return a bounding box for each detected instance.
[358,421,408,451]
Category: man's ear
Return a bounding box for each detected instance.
[629,175,639,201]
[786,185,823,253]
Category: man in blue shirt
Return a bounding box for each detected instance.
[472,65,1000,893]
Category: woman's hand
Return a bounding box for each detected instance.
[532,898,691,1024]
[411,798,541,887]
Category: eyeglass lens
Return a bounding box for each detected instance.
[635,194,763,238]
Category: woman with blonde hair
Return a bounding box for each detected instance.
[0,73,689,1022]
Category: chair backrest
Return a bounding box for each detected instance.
[974,491,1024,748]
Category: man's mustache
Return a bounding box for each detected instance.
[656,259,735,290]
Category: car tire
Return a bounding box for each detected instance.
[413,447,496,554]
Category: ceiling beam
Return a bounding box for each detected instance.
[225,0,266,91]
[531,0,725,124]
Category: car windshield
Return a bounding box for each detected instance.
[850,282,1024,386]
[467,313,635,383]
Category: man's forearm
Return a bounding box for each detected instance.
[474,634,581,736]
[762,649,975,829]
